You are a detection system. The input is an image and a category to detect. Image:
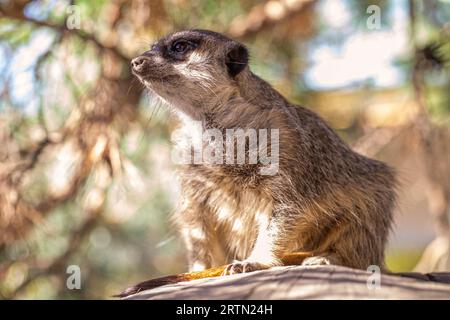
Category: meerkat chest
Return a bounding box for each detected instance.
[206,186,273,259]
[174,115,274,258]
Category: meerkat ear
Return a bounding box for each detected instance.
[225,42,249,77]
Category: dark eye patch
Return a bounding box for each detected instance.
[171,40,191,53]
[162,38,199,62]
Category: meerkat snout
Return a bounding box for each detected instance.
[131,56,151,75]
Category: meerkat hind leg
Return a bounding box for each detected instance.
[221,214,281,276]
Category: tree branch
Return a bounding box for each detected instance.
[0,6,129,62]
[352,126,405,157]
[8,209,100,298]
[227,0,316,39]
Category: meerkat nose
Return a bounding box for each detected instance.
[131,56,150,74]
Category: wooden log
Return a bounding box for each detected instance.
[122,265,450,300]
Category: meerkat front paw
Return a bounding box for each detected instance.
[301,255,332,266]
[221,261,270,276]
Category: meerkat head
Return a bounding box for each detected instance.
[131,29,249,118]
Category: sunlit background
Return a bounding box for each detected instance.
[0,0,449,299]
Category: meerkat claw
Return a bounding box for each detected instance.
[221,261,269,276]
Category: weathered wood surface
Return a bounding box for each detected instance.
[123,265,450,300]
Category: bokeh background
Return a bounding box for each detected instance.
[0,0,449,299]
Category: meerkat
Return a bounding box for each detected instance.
[122,29,397,295]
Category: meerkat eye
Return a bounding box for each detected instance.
[171,40,190,53]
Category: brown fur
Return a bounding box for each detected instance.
[131,29,397,276]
